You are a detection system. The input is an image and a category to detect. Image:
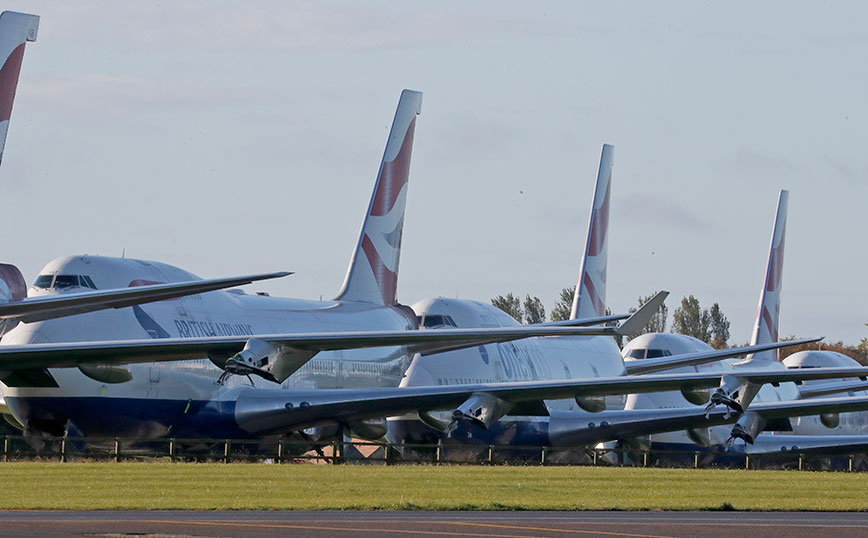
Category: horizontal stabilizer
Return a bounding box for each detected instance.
[616,291,669,336]
[536,312,630,328]
[1,271,291,323]
[624,337,823,375]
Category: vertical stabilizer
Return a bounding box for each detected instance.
[747,190,789,361]
[0,11,38,167]
[571,144,614,320]
[335,90,422,305]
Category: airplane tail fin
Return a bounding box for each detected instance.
[570,144,614,320]
[0,11,38,166]
[747,190,789,361]
[334,90,422,305]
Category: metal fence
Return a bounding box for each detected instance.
[1,435,865,471]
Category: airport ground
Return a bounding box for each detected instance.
[0,463,866,511]
[1,510,867,538]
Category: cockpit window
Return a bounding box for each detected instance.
[626,348,672,360]
[53,275,80,289]
[33,275,54,289]
[32,274,98,291]
[416,314,458,328]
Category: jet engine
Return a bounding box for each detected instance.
[222,338,316,383]
[708,374,761,414]
[575,395,606,413]
[820,412,840,429]
[729,411,767,444]
[452,392,513,429]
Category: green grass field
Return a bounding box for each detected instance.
[0,463,866,511]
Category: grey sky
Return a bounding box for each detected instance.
[5,1,867,344]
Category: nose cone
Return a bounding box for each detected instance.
[400,359,436,388]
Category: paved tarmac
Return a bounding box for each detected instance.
[0,511,866,538]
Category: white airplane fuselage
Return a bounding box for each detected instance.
[2,255,414,439]
[387,297,627,446]
[621,334,868,450]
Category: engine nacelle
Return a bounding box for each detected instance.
[575,395,606,413]
[223,338,316,383]
[348,418,388,441]
[78,364,132,384]
[709,374,761,413]
[820,412,840,429]
[680,387,710,406]
[0,263,26,337]
[452,392,513,429]
[730,411,767,444]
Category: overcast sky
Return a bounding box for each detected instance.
[5,1,867,344]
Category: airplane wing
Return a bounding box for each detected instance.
[797,380,868,399]
[623,337,823,375]
[746,432,868,455]
[0,293,676,384]
[0,272,291,323]
[0,324,633,372]
[224,369,868,435]
[548,395,868,447]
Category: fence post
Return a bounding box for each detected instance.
[277,440,283,463]
[849,455,854,473]
[224,439,231,463]
[60,437,67,463]
[435,441,442,464]
[642,451,648,467]
[593,449,598,466]
[3,436,7,463]
[694,452,699,469]
[540,447,546,466]
[798,454,803,471]
[169,438,175,461]
[114,438,120,463]
[384,443,391,465]
[744,455,750,470]
[487,445,493,464]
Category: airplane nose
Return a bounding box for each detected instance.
[400,359,436,388]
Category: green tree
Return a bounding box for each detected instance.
[671,295,710,342]
[780,336,868,366]
[491,293,523,323]
[858,322,868,357]
[550,286,575,322]
[707,302,730,349]
[523,295,546,324]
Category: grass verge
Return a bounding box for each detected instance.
[0,463,866,511]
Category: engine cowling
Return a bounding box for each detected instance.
[452,392,513,429]
[820,412,840,429]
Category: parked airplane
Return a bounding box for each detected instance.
[1,129,860,447]
[617,189,868,455]
[386,149,848,447]
[1,14,865,444]
[0,82,707,442]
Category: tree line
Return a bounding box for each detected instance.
[492,289,739,351]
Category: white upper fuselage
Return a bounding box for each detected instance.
[2,255,413,408]
[401,297,626,412]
